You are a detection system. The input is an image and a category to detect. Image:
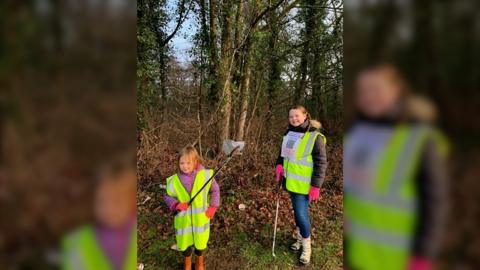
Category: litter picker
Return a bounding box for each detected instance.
[272,179,283,258]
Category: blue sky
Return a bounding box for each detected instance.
[167,0,195,64]
[164,1,335,64]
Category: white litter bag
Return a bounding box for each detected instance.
[222,140,245,156]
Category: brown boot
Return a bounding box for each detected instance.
[195,254,205,270]
[184,255,192,270]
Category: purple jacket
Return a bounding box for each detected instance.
[164,165,220,211]
[94,215,136,270]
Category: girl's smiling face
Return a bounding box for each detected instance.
[356,68,402,118]
[179,155,196,174]
[289,109,308,127]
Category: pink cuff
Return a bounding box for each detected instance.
[308,187,320,201]
[275,165,284,182]
[408,256,432,270]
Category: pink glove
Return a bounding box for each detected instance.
[205,206,217,219]
[408,256,432,270]
[275,165,284,182]
[175,202,189,211]
[308,187,320,202]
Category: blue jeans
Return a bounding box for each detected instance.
[290,192,311,238]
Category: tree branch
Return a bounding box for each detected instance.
[250,0,287,29]
[161,0,190,47]
[275,0,301,21]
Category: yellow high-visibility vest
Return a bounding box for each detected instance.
[283,131,327,195]
[345,124,448,270]
[166,169,213,251]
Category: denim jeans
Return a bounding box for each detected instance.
[290,192,311,238]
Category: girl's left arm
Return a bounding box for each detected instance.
[311,135,328,188]
[411,137,448,259]
[209,179,220,207]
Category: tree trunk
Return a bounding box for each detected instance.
[266,9,280,138]
[232,0,244,85]
[245,74,263,139]
[295,51,308,105]
[197,72,203,157]
[311,47,324,120]
[235,37,253,141]
[159,51,168,122]
[208,0,219,104]
[199,0,210,115]
[295,0,316,105]
[309,0,326,120]
[218,0,234,146]
[199,0,210,50]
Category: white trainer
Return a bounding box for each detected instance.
[299,237,311,265]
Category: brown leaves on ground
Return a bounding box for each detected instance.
[138,134,343,249]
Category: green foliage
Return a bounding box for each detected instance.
[137,0,170,129]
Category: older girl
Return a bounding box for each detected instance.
[275,105,327,265]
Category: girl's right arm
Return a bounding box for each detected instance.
[276,129,289,166]
[164,194,179,211]
[276,149,284,166]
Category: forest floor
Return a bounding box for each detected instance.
[137,136,343,270]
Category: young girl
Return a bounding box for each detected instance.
[62,156,137,270]
[164,146,220,270]
[275,105,327,265]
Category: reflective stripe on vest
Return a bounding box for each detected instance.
[176,222,210,235]
[345,125,447,270]
[61,225,137,270]
[166,169,213,251]
[283,131,326,195]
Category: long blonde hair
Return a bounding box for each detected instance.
[289,105,322,130]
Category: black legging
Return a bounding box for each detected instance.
[183,246,204,257]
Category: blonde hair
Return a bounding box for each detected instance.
[289,105,322,129]
[178,145,202,171]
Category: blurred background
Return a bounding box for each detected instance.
[0,0,136,269]
[344,0,480,268]
[3,0,480,269]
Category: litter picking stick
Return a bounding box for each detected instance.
[272,181,283,258]
[187,145,241,206]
